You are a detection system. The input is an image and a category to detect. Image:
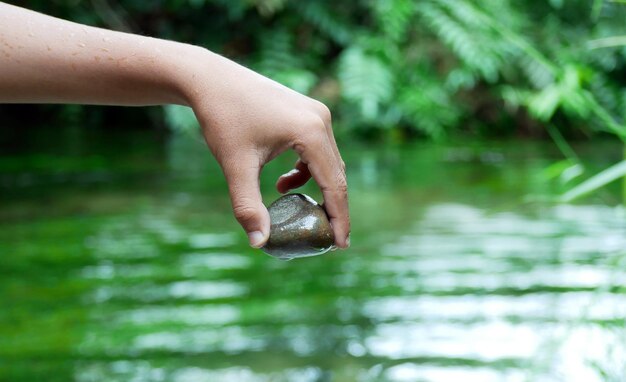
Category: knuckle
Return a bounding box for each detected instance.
[338,181,348,194]
[313,101,332,126]
[292,114,326,150]
[292,140,306,156]
[298,105,325,128]
[309,114,327,134]
[232,204,258,225]
[335,172,348,193]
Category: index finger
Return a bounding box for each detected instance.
[293,128,350,248]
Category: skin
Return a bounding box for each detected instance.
[0,2,350,249]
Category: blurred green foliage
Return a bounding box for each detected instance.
[14,0,626,142]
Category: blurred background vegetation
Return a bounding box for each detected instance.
[0,0,626,200]
[3,0,626,199]
[6,0,625,137]
[2,3,626,381]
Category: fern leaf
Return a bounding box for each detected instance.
[292,2,353,45]
[372,0,415,42]
[254,28,317,93]
[397,66,461,139]
[416,0,521,83]
[338,47,393,120]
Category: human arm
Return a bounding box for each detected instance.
[0,2,350,248]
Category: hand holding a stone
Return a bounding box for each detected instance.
[0,3,350,251]
[184,51,350,250]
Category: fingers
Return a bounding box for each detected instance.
[294,121,350,249]
[276,159,311,193]
[222,156,270,248]
[316,102,345,172]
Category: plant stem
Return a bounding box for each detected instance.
[588,36,626,49]
[623,145,626,204]
[465,3,558,75]
[546,124,581,164]
[581,91,626,141]
[591,0,604,21]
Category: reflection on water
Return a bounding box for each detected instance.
[0,134,625,382]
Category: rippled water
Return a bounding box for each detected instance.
[1,131,625,382]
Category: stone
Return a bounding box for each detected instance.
[262,193,335,260]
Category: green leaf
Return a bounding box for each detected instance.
[293,2,353,45]
[253,28,317,93]
[542,159,583,184]
[560,160,626,202]
[338,48,393,120]
[271,69,317,94]
[373,0,414,42]
[528,86,561,121]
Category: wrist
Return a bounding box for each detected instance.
[148,42,202,107]
[169,45,261,112]
[163,43,215,108]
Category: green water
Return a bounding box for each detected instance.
[1,130,625,382]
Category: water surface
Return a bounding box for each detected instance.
[1,130,625,382]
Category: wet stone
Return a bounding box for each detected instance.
[262,193,335,260]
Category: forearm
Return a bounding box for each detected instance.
[0,2,197,106]
[0,2,350,249]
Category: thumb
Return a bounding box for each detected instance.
[222,158,270,248]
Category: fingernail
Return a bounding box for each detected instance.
[248,231,265,248]
[284,169,299,177]
[345,234,351,248]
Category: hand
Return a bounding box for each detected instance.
[0,3,350,249]
[181,50,350,249]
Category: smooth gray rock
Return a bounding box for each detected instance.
[262,193,335,260]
